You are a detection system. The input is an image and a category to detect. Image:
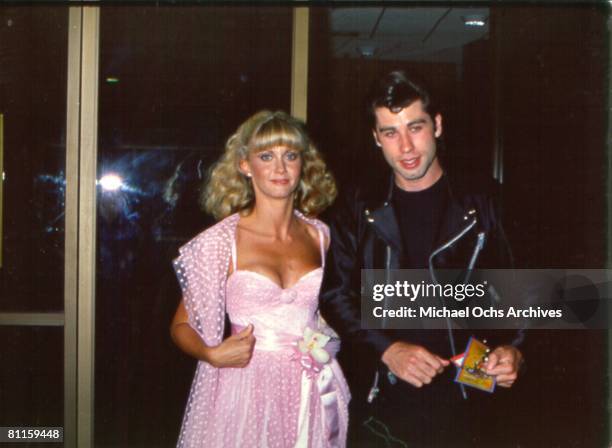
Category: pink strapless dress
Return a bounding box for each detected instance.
[197,266,350,448]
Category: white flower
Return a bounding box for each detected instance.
[297,327,331,364]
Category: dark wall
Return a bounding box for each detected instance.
[495,5,608,269]
[491,6,608,448]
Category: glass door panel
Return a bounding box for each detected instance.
[0,6,68,443]
[96,6,293,446]
[0,6,68,313]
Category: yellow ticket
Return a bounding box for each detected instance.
[454,337,496,393]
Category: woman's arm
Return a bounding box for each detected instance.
[170,300,255,368]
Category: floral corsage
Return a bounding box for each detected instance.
[293,327,332,376]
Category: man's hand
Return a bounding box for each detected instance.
[381,341,450,388]
[208,324,256,368]
[482,345,523,388]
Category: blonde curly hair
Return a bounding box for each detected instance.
[202,110,337,220]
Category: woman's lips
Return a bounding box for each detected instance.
[271,179,290,185]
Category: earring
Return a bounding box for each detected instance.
[246,172,252,178]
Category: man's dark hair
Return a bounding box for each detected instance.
[366,70,439,128]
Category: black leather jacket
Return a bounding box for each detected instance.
[320,172,517,401]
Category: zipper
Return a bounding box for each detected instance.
[367,371,380,404]
[428,217,478,283]
[427,215,480,401]
[469,232,486,270]
[464,231,486,284]
[384,245,392,327]
[367,245,393,403]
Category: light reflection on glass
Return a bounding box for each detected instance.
[98,173,123,191]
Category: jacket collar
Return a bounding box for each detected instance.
[362,176,401,252]
[361,171,485,251]
[367,200,402,253]
[360,169,493,214]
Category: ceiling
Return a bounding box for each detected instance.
[330,7,489,63]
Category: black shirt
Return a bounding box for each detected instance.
[392,174,449,268]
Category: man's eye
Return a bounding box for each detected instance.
[410,126,422,133]
[384,131,396,138]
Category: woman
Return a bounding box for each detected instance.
[171,110,349,448]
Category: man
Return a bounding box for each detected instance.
[320,70,523,447]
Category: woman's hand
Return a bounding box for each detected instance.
[170,301,256,368]
[208,324,256,368]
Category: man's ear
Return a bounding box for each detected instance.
[372,130,382,147]
[434,114,443,138]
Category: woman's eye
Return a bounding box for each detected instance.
[259,153,272,161]
[285,152,299,161]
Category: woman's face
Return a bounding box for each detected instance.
[240,145,302,201]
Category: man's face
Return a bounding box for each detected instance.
[373,100,443,192]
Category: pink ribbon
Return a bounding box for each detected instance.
[291,350,324,377]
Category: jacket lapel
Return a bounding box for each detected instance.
[368,204,403,254]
